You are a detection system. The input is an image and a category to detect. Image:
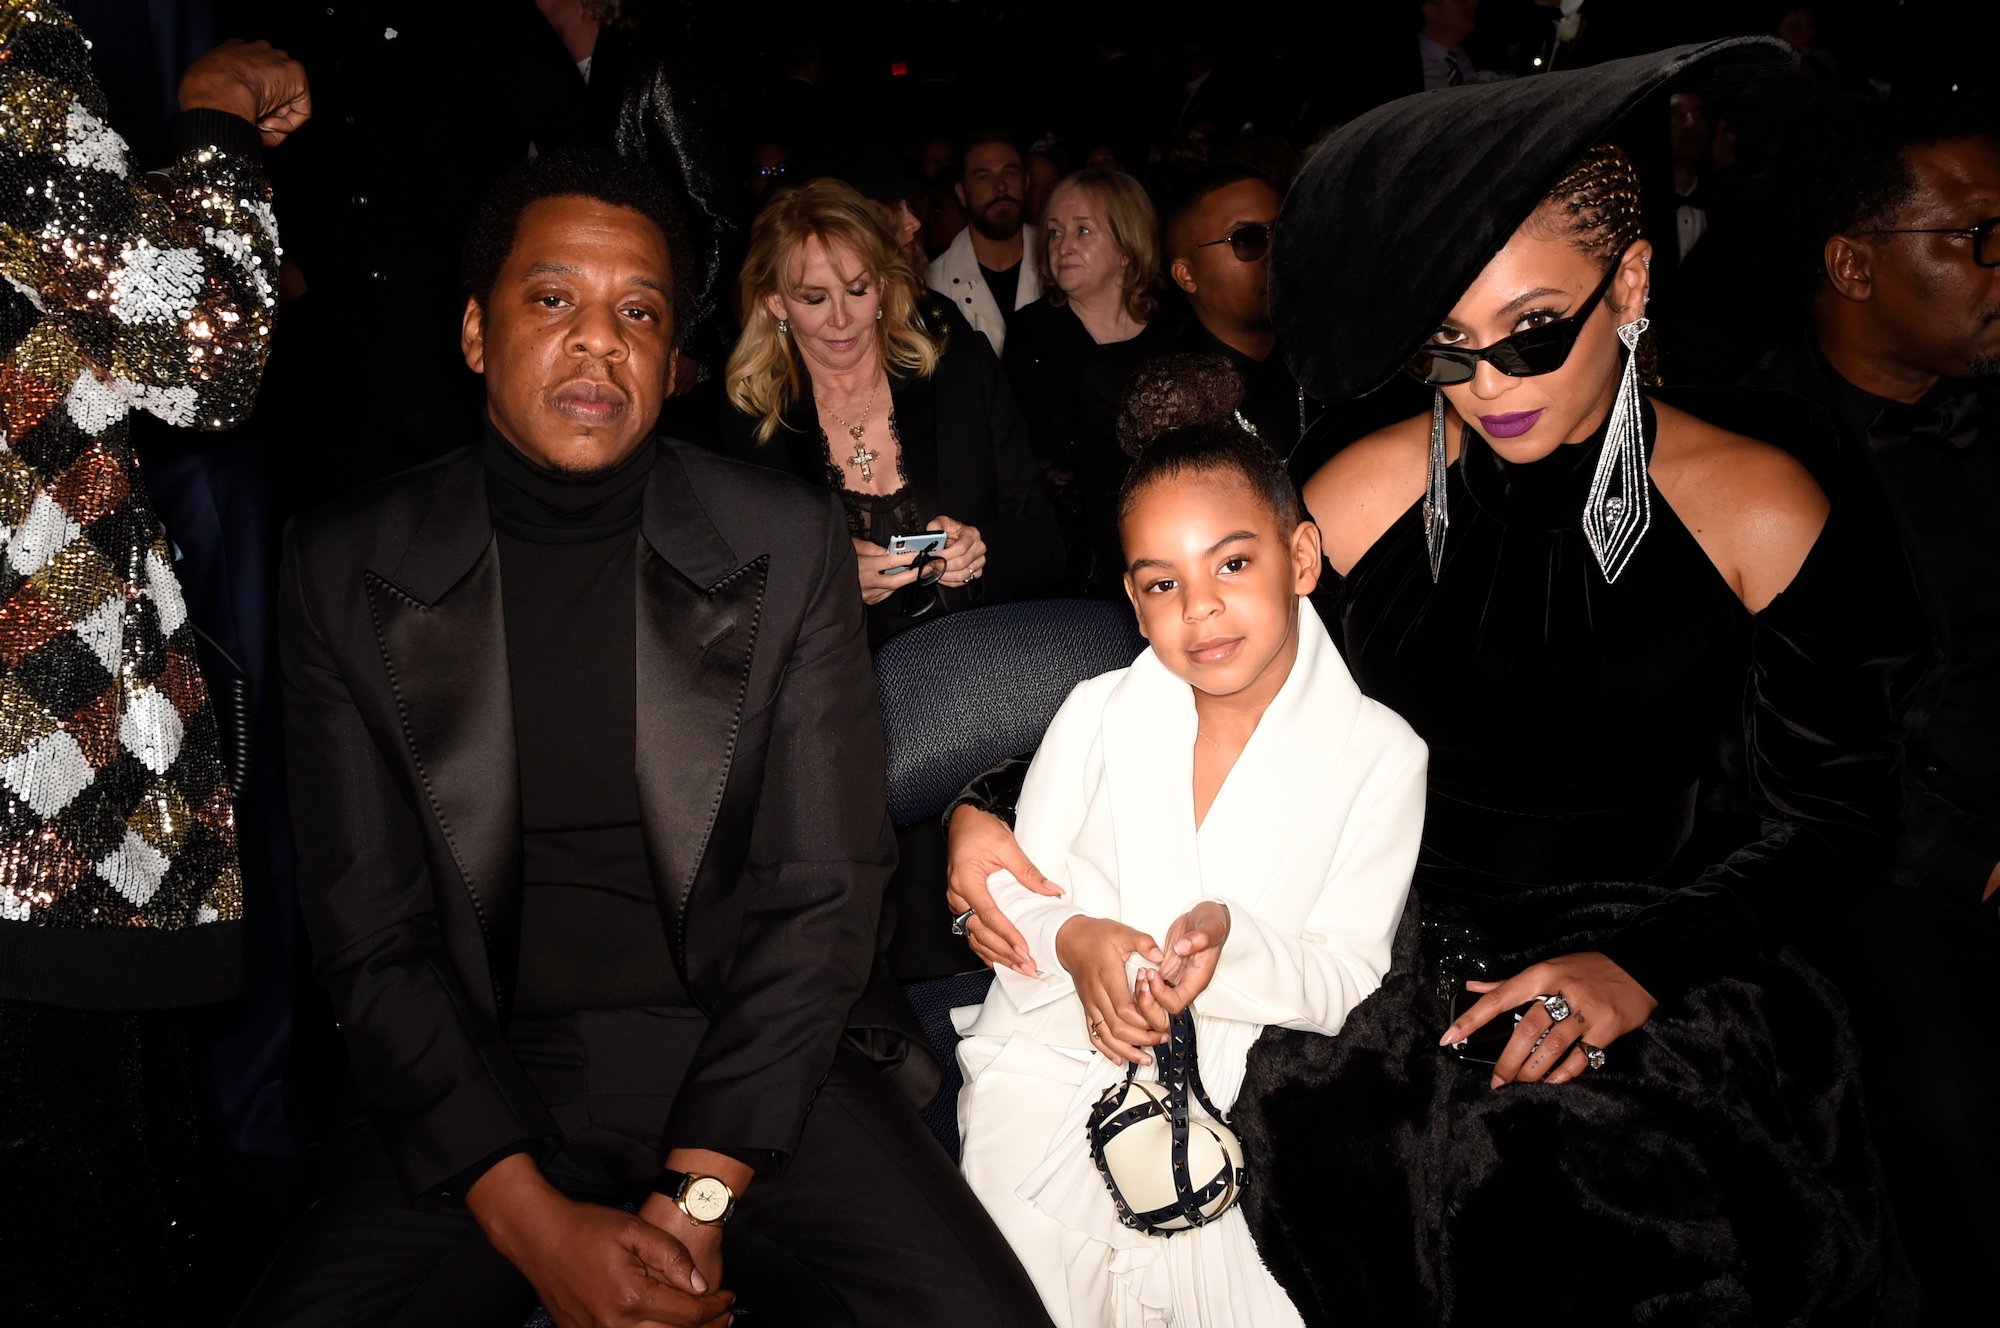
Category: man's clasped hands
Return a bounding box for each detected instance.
[468,1150,743,1328]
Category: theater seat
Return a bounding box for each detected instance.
[873,597,1145,831]
[874,598,1145,1156]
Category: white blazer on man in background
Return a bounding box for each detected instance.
[929,226,1044,358]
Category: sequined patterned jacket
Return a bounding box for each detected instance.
[0,1,277,1008]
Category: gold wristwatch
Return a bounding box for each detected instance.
[653,1168,737,1226]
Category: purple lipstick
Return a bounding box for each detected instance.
[1479,409,1544,439]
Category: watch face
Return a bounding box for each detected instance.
[683,1175,732,1223]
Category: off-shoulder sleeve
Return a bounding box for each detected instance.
[1598,491,1934,1002]
[0,2,278,437]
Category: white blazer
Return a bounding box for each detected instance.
[928,226,1043,358]
[955,611,1427,1327]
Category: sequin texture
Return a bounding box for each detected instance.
[0,1,274,932]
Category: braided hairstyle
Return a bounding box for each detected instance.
[1116,354,1301,538]
[1527,142,1661,385]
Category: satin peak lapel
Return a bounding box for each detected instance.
[635,448,766,965]
[363,455,523,1008]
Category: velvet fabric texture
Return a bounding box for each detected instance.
[1233,389,1929,1324]
[1238,888,1909,1326]
[1274,38,1793,404]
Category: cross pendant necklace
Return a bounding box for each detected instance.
[846,439,877,480]
[817,382,881,482]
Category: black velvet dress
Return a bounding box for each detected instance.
[1233,394,1927,1326]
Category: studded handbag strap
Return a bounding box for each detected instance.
[1174,1014,1229,1130]
[1086,1009,1243,1235]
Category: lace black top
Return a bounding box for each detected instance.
[818,412,924,544]
[717,294,1067,647]
[1324,392,1929,1002]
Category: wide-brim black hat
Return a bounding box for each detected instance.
[1276,38,1794,403]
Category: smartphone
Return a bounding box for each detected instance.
[1443,991,1537,1066]
[882,530,949,576]
[886,531,948,558]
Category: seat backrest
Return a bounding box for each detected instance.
[902,968,997,1159]
[873,598,1145,828]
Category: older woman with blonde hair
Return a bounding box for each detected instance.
[1002,169,1174,595]
[720,177,1064,644]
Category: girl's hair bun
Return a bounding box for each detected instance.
[1116,354,1246,459]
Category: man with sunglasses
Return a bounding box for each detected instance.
[1165,167,1321,461]
[1165,166,1424,480]
[1751,100,2000,1322]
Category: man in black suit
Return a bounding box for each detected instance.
[1416,0,1478,90]
[1751,102,2000,1323]
[1313,2,1474,136]
[1164,167,1308,460]
[237,150,1049,1328]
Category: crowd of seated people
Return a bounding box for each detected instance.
[0,2,1994,1325]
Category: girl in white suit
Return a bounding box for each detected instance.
[955,357,1428,1327]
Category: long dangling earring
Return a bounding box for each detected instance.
[1581,316,1652,583]
[777,318,789,334]
[1423,388,1449,582]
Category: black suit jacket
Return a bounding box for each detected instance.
[1747,339,1998,908]
[281,438,912,1204]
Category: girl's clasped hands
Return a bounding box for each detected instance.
[1053,901,1233,1066]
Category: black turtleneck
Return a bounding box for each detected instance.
[483,426,690,1018]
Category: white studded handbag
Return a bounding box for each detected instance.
[1086,1009,1248,1235]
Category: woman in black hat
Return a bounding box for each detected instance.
[941,39,1929,1323]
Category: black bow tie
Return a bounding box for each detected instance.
[1868,384,1986,454]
